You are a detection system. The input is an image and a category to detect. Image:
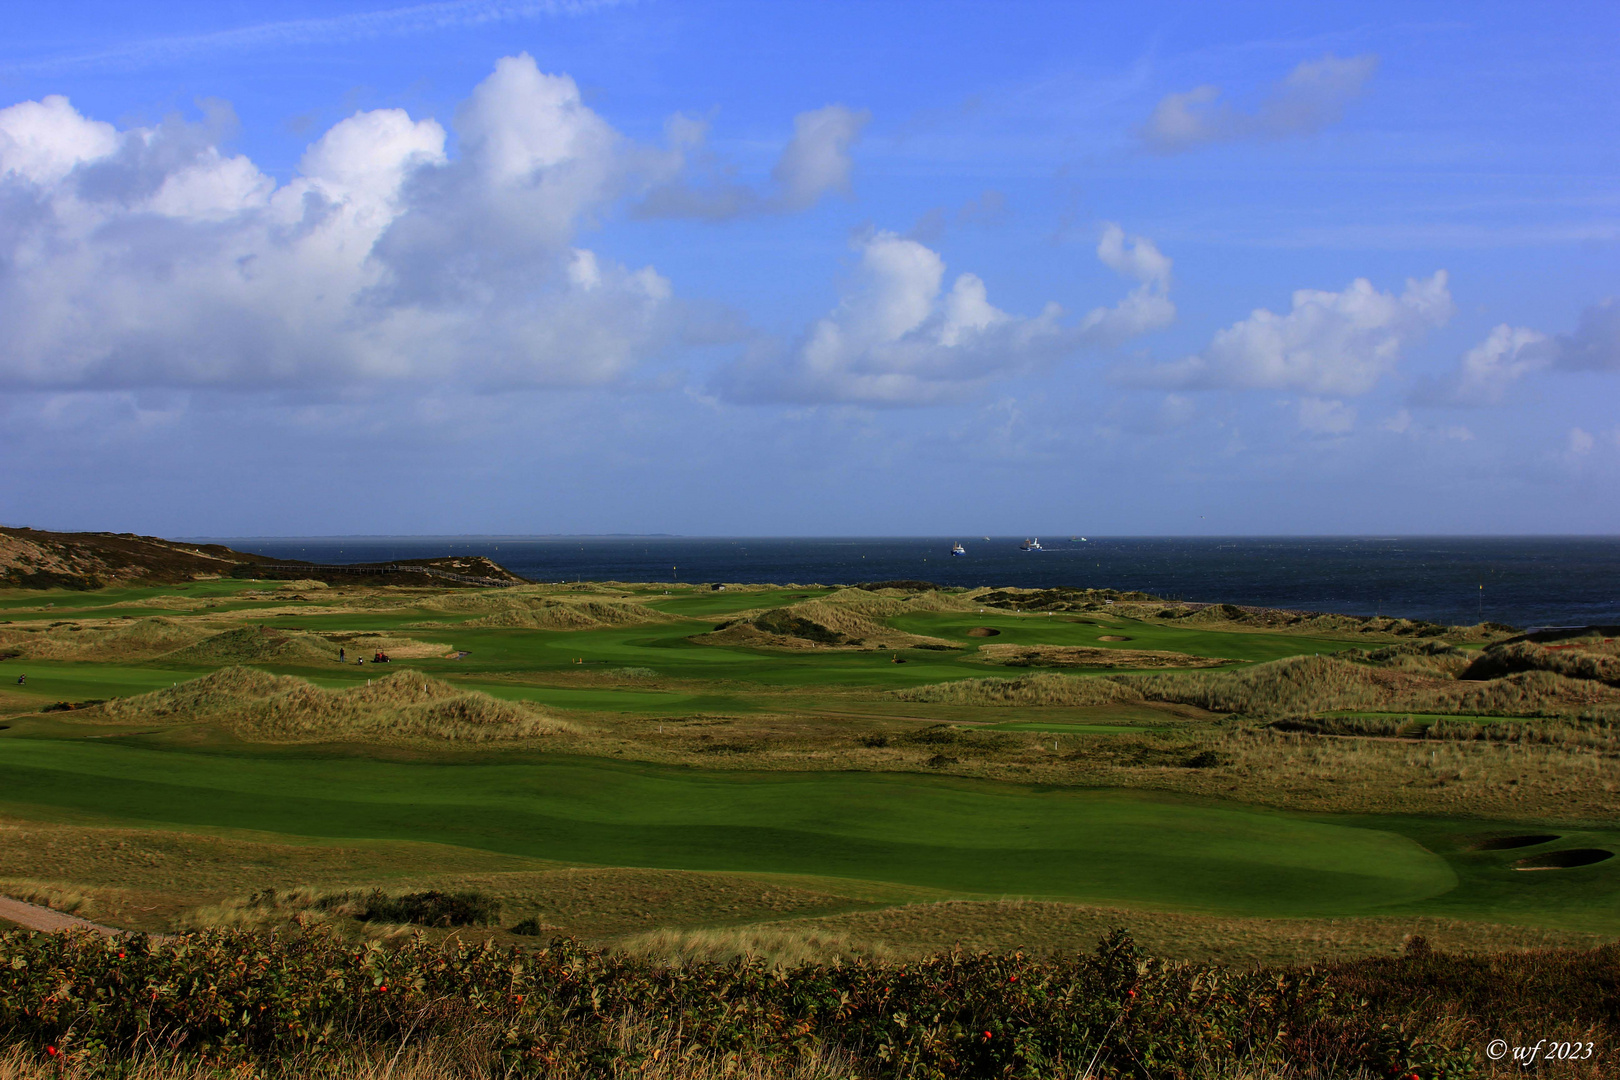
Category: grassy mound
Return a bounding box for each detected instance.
[1463,640,1620,685]
[424,593,664,630]
[90,667,570,743]
[0,617,210,661]
[895,654,1620,720]
[696,592,959,650]
[1352,641,1472,677]
[895,674,1146,706]
[1123,655,1420,717]
[162,627,341,666]
[1126,655,1620,718]
[969,586,1157,611]
[1147,602,1515,641]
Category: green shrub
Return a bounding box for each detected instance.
[316,889,500,928]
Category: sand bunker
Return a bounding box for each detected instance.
[1513,849,1613,870]
[1472,834,1560,851]
[1098,635,1132,642]
[966,627,1000,637]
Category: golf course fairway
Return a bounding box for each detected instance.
[0,738,1454,917]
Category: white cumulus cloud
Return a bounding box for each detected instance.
[1128,271,1453,396]
[1078,223,1175,344]
[0,95,118,183]
[1410,298,1620,407]
[1412,324,1557,406]
[0,54,681,393]
[717,223,1176,405]
[1140,54,1378,154]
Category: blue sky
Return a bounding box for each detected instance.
[1,0,1616,536]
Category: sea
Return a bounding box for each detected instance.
[192,536,1620,632]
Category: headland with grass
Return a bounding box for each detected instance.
[1,531,1617,1077]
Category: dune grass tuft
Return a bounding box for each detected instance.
[896,673,1145,706]
[422,592,666,630]
[897,654,1620,721]
[88,667,572,742]
[614,925,894,967]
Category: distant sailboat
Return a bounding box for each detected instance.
[951,542,966,556]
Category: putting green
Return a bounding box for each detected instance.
[0,738,1453,917]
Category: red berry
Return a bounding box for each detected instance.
[45,1046,58,1057]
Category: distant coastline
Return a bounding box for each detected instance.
[195,535,1620,630]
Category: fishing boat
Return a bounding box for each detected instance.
[1020,538,1043,552]
[951,542,966,556]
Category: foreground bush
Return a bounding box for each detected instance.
[0,927,1510,1078]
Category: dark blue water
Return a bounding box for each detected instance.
[195,536,1620,631]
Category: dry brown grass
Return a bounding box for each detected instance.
[1124,600,1514,643]
[0,617,210,661]
[420,591,668,630]
[614,925,895,966]
[0,817,563,933]
[896,654,1620,721]
[742,899,1613,968]
[0,620,452,665]
[895,673,1145,707]
[0,815,910,941]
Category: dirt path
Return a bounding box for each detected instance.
[0,894,121,936]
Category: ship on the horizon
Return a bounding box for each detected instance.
[1021,538,1043,552]
[951,542,966,556]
